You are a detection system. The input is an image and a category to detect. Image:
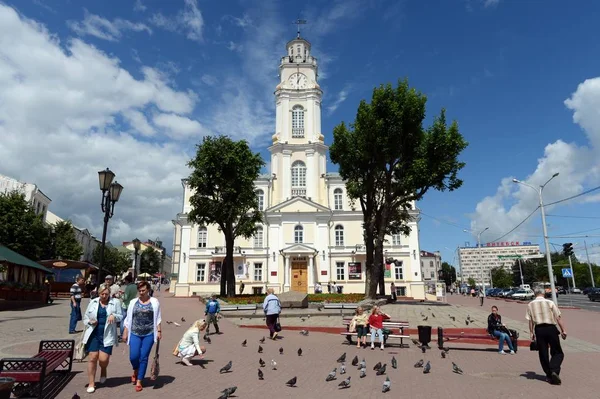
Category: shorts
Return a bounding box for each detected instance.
[356,325,368,338]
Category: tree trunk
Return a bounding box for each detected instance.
[219,254,227,297]
[364,228,378,299]
[224,231,236,297]
[374,239,385,296]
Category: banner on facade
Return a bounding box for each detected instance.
[384,262,392,278]
[235,263,245,279]
[209,262,222,282]
[348,262,362,280]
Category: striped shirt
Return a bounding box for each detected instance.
[70,283,82,300]
[526,296,561,325]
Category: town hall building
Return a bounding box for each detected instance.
[170,32,427,299]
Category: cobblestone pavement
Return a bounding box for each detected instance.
[1,293,599,398]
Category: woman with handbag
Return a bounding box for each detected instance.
[262,288,281,340]
[122,281,162,392]
[350,306,369,348]
[82,283,122,393]
[175,319,207,366]
[487,305,516,355]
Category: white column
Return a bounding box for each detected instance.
[305,149,315,201]
[305,99,313,140]
[282,150,292,200]
[281,97,290,141]
[283,255,290,290]
[177,225,192,295]
[309,255,314,291]
[314,99,322,139]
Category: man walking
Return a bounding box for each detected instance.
[205,294,221,335]
[479,288,484,306]
[69,275,84,334]
[526,287,567,385]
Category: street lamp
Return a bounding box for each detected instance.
[97,168,124,282]
[464,227,489,296]
[513,172,559,305]
[132,238,141,280]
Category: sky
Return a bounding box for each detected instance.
[1,0,600,268]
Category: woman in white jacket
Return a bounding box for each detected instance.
[122,281,162,392]
[82,283,123,393]
[177,319,207,366]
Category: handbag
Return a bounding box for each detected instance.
[74,330,88,362]
[150,340,160,380]
[274,317,282,333]
[172,341,180,357]
[349,319,357,333]
[529,340,538,351]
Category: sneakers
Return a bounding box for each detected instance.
[509,350,515,355]
[87,386,95,393]
[380,343,385,350]
[550,372,562,385]
[498,351,506,355]
[371,343,375,350]
[181,357,192,366]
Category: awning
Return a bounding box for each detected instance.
[38,259,98,270]
[0,245,54,274]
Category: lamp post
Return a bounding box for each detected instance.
[97,168,124,282]
[513,172,559,305]
[132,238,141,280]
[464,227,489,296]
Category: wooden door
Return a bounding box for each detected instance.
[291,262,307,293]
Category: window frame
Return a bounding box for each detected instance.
[198,226,208,248]
[336,261,345,281]
[196,263,206,282]
[253,262,263,282]
[392,233,401,246]
[291,161,306,188]
[254,226,264,248]
[256,189,265,211]
[334,225,344,247]
[294,225,304,244]
[333,188,343,210]
[394,261,404,280]
[292,105,305,138]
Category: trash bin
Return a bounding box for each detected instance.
[417,325,432,347]
[0,377,15,399]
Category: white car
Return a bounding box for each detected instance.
[511,289,535,300]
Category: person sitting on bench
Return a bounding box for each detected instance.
[487,305,516,355]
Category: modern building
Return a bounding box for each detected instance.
[458,241,541,286]
[171,32,425,299]
[420,251,442,281]
[0,173,51,222]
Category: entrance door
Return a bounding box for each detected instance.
[291,262,307,293]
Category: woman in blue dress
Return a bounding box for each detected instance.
[82,283,122,393]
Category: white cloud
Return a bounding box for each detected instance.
[201,74,218,86]
[134,0,147,12]
[223,14,253,28]
[327,85,351,114]
[150,0,204,42]
[68,9,152,42]
[0,4,200,251]
[153,113,208,140]
[227,41,243,52]
[469,77,600,242]
[484,0,501,7]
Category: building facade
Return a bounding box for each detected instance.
[0,173,51,222]
[122,240,172,278]
[171,34,425,299]
[459,241,541,286]
[45,210,101,263]
[420,251,442,281]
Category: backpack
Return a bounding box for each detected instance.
[207,301,218,314]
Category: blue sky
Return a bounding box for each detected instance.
[1,0,599,267]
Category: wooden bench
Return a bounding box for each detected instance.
[340,318,410,348]
[0,339,75,398]
[437,327,518,352]
[323,303,358,314]
[220,304,258,313]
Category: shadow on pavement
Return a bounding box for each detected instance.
[40,370,81,399]
[442,347,499,352]
[189,358,214,369]
[520,371,547,382]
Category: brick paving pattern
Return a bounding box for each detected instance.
[1,291,599,398]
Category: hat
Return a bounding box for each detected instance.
[105,275,114,280]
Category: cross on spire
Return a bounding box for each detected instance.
[293,18,307,38]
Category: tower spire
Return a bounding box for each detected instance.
[293,18,307,38]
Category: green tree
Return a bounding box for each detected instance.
[491,267,512,288]
[330,79,468,298]
[140,246,161,275]
[0,190,51,260]
[467,277,476,287]
[51,220,83,260]
[92,245,132,277]
[187,136,264,297]
[440,262,457,287]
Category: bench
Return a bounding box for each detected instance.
[323,303,358,314]
[220,304,258,313]
[0,339,75,398]
[340,318,410,348]
[437,327,518,352]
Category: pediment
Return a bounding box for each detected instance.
[280,243,318,254]
[267,196,330,213]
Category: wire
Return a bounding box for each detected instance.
[545,185,600,206]
[487,206,540,242]
[419,212,471,230]
[551,227,600,236]
[547,214,600,219]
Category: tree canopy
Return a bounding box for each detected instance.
[50,220,83,261]
[330,79,468,298]
[140,246,162,275]
[440,262,457,287]
[491,267,513,288]
[92,245,131,277]
[187,135,264,297]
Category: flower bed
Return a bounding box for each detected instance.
[220,293,364,305]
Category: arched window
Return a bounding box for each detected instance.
[334,188,343,210]
[198,226,207,248]
[254,226,264,248]
[291,161,306,197]
[256,189,264,211]
[335,225,344,246]
[294,225,303,243]
[292,105,304,137]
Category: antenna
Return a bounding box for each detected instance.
[293,18,307,38]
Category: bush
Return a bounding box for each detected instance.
[218,293,365,304]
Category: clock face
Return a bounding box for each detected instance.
[288,73,308,89]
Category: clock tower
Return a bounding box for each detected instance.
[269,33,328,205]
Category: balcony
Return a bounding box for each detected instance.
[291,188,306,198]
[292,128,304,138]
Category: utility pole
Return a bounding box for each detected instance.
[584,240,595,288]
[567,254,576,289]
[517,258,524,287]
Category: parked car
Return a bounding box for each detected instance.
[582,287,594,295]
[569,287,582,294]
[557,286,567,295]
[588,288,600,302]
[510,289,535,300]
[488,288,503,297]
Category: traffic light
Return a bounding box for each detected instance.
[562,243,574,257]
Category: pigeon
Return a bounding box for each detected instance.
[166,321,173,324]
[340,363,346,374]
[452,362,463,374]
[421,346,427,353]
[428,307,432,310]
[376,363,387,376]
[391,356,397,369]
[260,337,266,343]
[414,359,424,368]
[300,330,309,336]
[317,305,323,311]
[279,347,284,355]
[465,320,470,326]
[351,355,359,367]
[259,358,265,367]
[431,313,435,318]
[218,394,228,399]
[359,368,366,378]
[358,359,366,370]
[258,345,263,353]
[72,394,80,399]
[173,322,181,327]
[220,387,237,397]
[297,348,302,356]
[204,335,212,344]
[286,376,297,387]
[242,339,247,347]
[271,359,277,370]
[441,351,446,359]
[450,316,456,321]
[27,327,34,332]
[422,316,428,321]
[411,339,421,346]
[467,314,471,321]
[220,361,232,373]
[382,376,391,393]
[301,317,306,322]
[373,361,382,371]
[258,368,264,380]
[443,347,450,353]
[337,352,346,363]
[325,368,336,382]
[181,317,186,322]
[423,361,431,374]
[338,376,351,389]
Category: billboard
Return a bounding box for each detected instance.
[209,262,221,282]
[348,262,362,280]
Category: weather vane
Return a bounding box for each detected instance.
[293,18,307,38]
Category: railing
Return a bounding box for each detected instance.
[291,188,306,197]
[292,128,304,138]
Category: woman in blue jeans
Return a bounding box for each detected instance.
[487,305,515,355]
[122,282,162,392]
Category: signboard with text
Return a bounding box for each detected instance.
[348,262,362,280]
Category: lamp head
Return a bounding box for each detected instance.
[552,172,559,178]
